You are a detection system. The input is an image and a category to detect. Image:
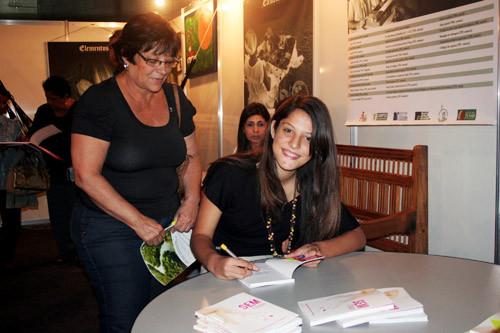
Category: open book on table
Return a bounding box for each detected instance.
[239,254,323,288]
[140,223,196,286]
[467,312,500,333]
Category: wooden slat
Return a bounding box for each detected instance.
[337,145,428,254]
[341,168,413,186]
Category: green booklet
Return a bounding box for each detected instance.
[140,223,196,286]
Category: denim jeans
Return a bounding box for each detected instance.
[47,182,76,258]
[71,201,172,333]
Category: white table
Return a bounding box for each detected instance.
[133,252,500,332]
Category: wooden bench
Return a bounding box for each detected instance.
[336,144,428,254]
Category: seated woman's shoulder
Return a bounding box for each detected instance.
[204,157,257,185]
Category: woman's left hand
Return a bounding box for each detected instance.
[284,243,323,267]
[173,197,199,232]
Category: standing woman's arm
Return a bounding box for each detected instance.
[172,131,201,232]
[190,193,257,279]
[71,133,165,246]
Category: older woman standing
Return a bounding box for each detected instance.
[71,12,201,332]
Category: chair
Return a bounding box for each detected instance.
[336,144,428,254]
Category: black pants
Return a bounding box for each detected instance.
[47,182,76,258]
[0,190,21,265]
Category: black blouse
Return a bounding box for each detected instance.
[203,162,360,257]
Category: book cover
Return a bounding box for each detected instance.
[239,254,324,289]
[370,313,428,325]
[194,292,301,333]
[0,142,63,161]
[338,287,426,327]
[29,124,62,145]
[298,288,395,326]
[468,312,500,333]
[140,225,195,286]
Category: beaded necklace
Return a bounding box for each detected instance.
[265,195,298,257]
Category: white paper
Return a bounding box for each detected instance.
[239,255,323,289]
[171,229,196,267]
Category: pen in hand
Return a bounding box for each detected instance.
[220,243,238,259]
[219,244,258,272]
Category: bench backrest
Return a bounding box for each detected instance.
[336,144,428,253]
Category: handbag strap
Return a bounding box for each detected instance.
[171,84,195,165]
[172,83,181,128]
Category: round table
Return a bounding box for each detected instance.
[133,252,500,332]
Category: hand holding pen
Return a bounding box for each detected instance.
[210,243,259,280]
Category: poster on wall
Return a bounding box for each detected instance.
[244,0,313,110]
[346,0,498,126]
[48,42,114,99]
[183,0,217,79]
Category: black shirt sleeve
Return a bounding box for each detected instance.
[72,82,114,142]
[338,203,360,234]
[203,162,238,211]
[178,86,196,137]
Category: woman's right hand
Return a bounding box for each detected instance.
[72,134,167,246]
[134,216,166,246]
[207,255,258,280]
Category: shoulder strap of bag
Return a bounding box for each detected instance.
[172,83,181,128]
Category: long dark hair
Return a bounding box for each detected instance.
[258,95,342,245]
[114,12,180,68]
[209,149,262,177]
[236,103,270,153]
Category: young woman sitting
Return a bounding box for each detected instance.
[191,95,366,280]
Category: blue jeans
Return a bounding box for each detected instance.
[71,201,172,333]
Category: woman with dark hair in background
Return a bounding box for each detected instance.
[30,76,76,263]
[191,95,366,280]
[236,102,270,153]
[71,12,201,332]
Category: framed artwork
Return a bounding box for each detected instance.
[183,0,217,78]
[243,0,313,110]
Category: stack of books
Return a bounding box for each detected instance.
[298,287,428,328]
[194,292,302,333]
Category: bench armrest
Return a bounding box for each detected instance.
[359,209,416,240]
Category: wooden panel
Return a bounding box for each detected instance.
[337,145,428,254]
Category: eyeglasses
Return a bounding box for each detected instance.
[137,52,179,68]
